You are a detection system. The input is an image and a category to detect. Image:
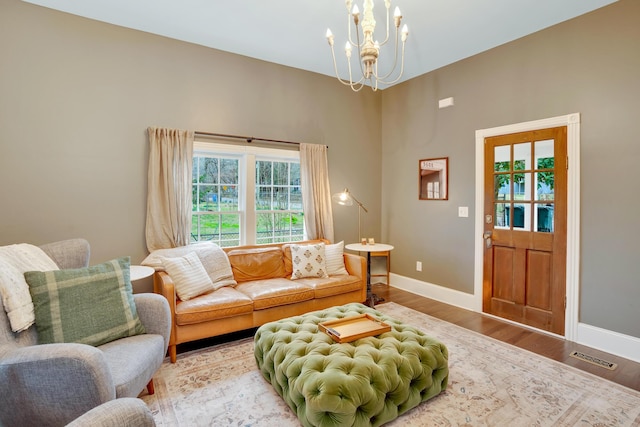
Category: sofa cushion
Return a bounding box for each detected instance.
[25,257,146,347]
[235,278,315,310]
[227,247,286,282]
[175,287,253,325]
[160,252,214,301]
[291,275,362,299]
[290,243,329,280]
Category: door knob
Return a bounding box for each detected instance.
[483,231,492,248]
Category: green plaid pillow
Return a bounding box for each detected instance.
[25,257,145,347]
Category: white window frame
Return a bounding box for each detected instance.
[193,141,301,246]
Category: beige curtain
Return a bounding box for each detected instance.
[145,127,194,252]
[300,143,334,242]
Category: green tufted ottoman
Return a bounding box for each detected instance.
[254,303,449,427]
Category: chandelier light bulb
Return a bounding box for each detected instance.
[345,42,352,58]
[394,6,401,18]
[401,24,409,41]
[326,29,335,46]
[352,4,360,16]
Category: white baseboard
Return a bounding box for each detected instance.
[389,273,476,311]
[390,273,640,363]
[577,323,640,363]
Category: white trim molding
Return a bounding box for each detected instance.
[577,323,640,364]
[474,114,581,341]
[390,273,476,311]
[390,274,640,363]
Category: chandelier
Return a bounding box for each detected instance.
[326,0,409,92]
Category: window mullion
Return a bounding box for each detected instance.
[244,154,256,245]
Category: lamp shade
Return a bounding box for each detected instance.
[332,188,354,206]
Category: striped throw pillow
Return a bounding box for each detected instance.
[161,252,214,301]
[325,241,349,276]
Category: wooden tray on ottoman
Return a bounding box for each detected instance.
[319,314,391,343]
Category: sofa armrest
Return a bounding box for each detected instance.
[153,271,177,346]
[66,398,155,427]
[134,293,171,354]
[344,253,367,302]
[0,343,114,426]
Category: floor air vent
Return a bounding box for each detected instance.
[569,351,617,370]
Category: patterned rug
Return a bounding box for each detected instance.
[141,303,640,426]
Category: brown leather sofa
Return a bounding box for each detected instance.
[153,240,366,362]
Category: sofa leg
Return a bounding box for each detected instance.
[170,345,177,363]
[147,379,155,395]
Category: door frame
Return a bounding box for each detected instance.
[474,113,581,341]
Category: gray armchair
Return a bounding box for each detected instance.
[0,239,169,426]
[65,398,155,427]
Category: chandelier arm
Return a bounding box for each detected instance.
[376,41,406,85]
[329,44,363,87]
[374,27,400,80]
[347,14,363,48]
[378,2,392,47]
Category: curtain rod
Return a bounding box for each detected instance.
[195,131,302,146]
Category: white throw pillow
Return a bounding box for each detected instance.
[142,242,236,290]
[291,243,329,280]
[324,241,349,276]
[161,252,214,301]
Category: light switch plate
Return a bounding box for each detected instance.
[458,206,469,217]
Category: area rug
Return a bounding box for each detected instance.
[141,303,640,426]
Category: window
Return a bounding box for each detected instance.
[192,141,304,246]
[192,155,241,247]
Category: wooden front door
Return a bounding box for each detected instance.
[483,127,567,335]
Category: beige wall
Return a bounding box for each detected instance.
[0,0,382,289]
[381,0,640,338]
[1,0,638,339]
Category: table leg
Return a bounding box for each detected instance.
[365,252,385,307]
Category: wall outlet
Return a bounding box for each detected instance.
[416,261,422,272]
[458,206,469,217]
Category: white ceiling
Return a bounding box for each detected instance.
[24,0,618,90]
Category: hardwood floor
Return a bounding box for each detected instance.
[176,283,639,391]
[372,283,640,391]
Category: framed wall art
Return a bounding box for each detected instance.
[419,157,448,200]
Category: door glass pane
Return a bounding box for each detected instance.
[513,173,531,201]
[508,203,529,230]
[495,174,510,201]
[535,204,554,233]
[495,203,508,229]
[494,145,510,172]
[535,139,554,169]
[514,142,531,170]
[536,172,554,201]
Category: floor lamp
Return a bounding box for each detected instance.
[332,188,368,241]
